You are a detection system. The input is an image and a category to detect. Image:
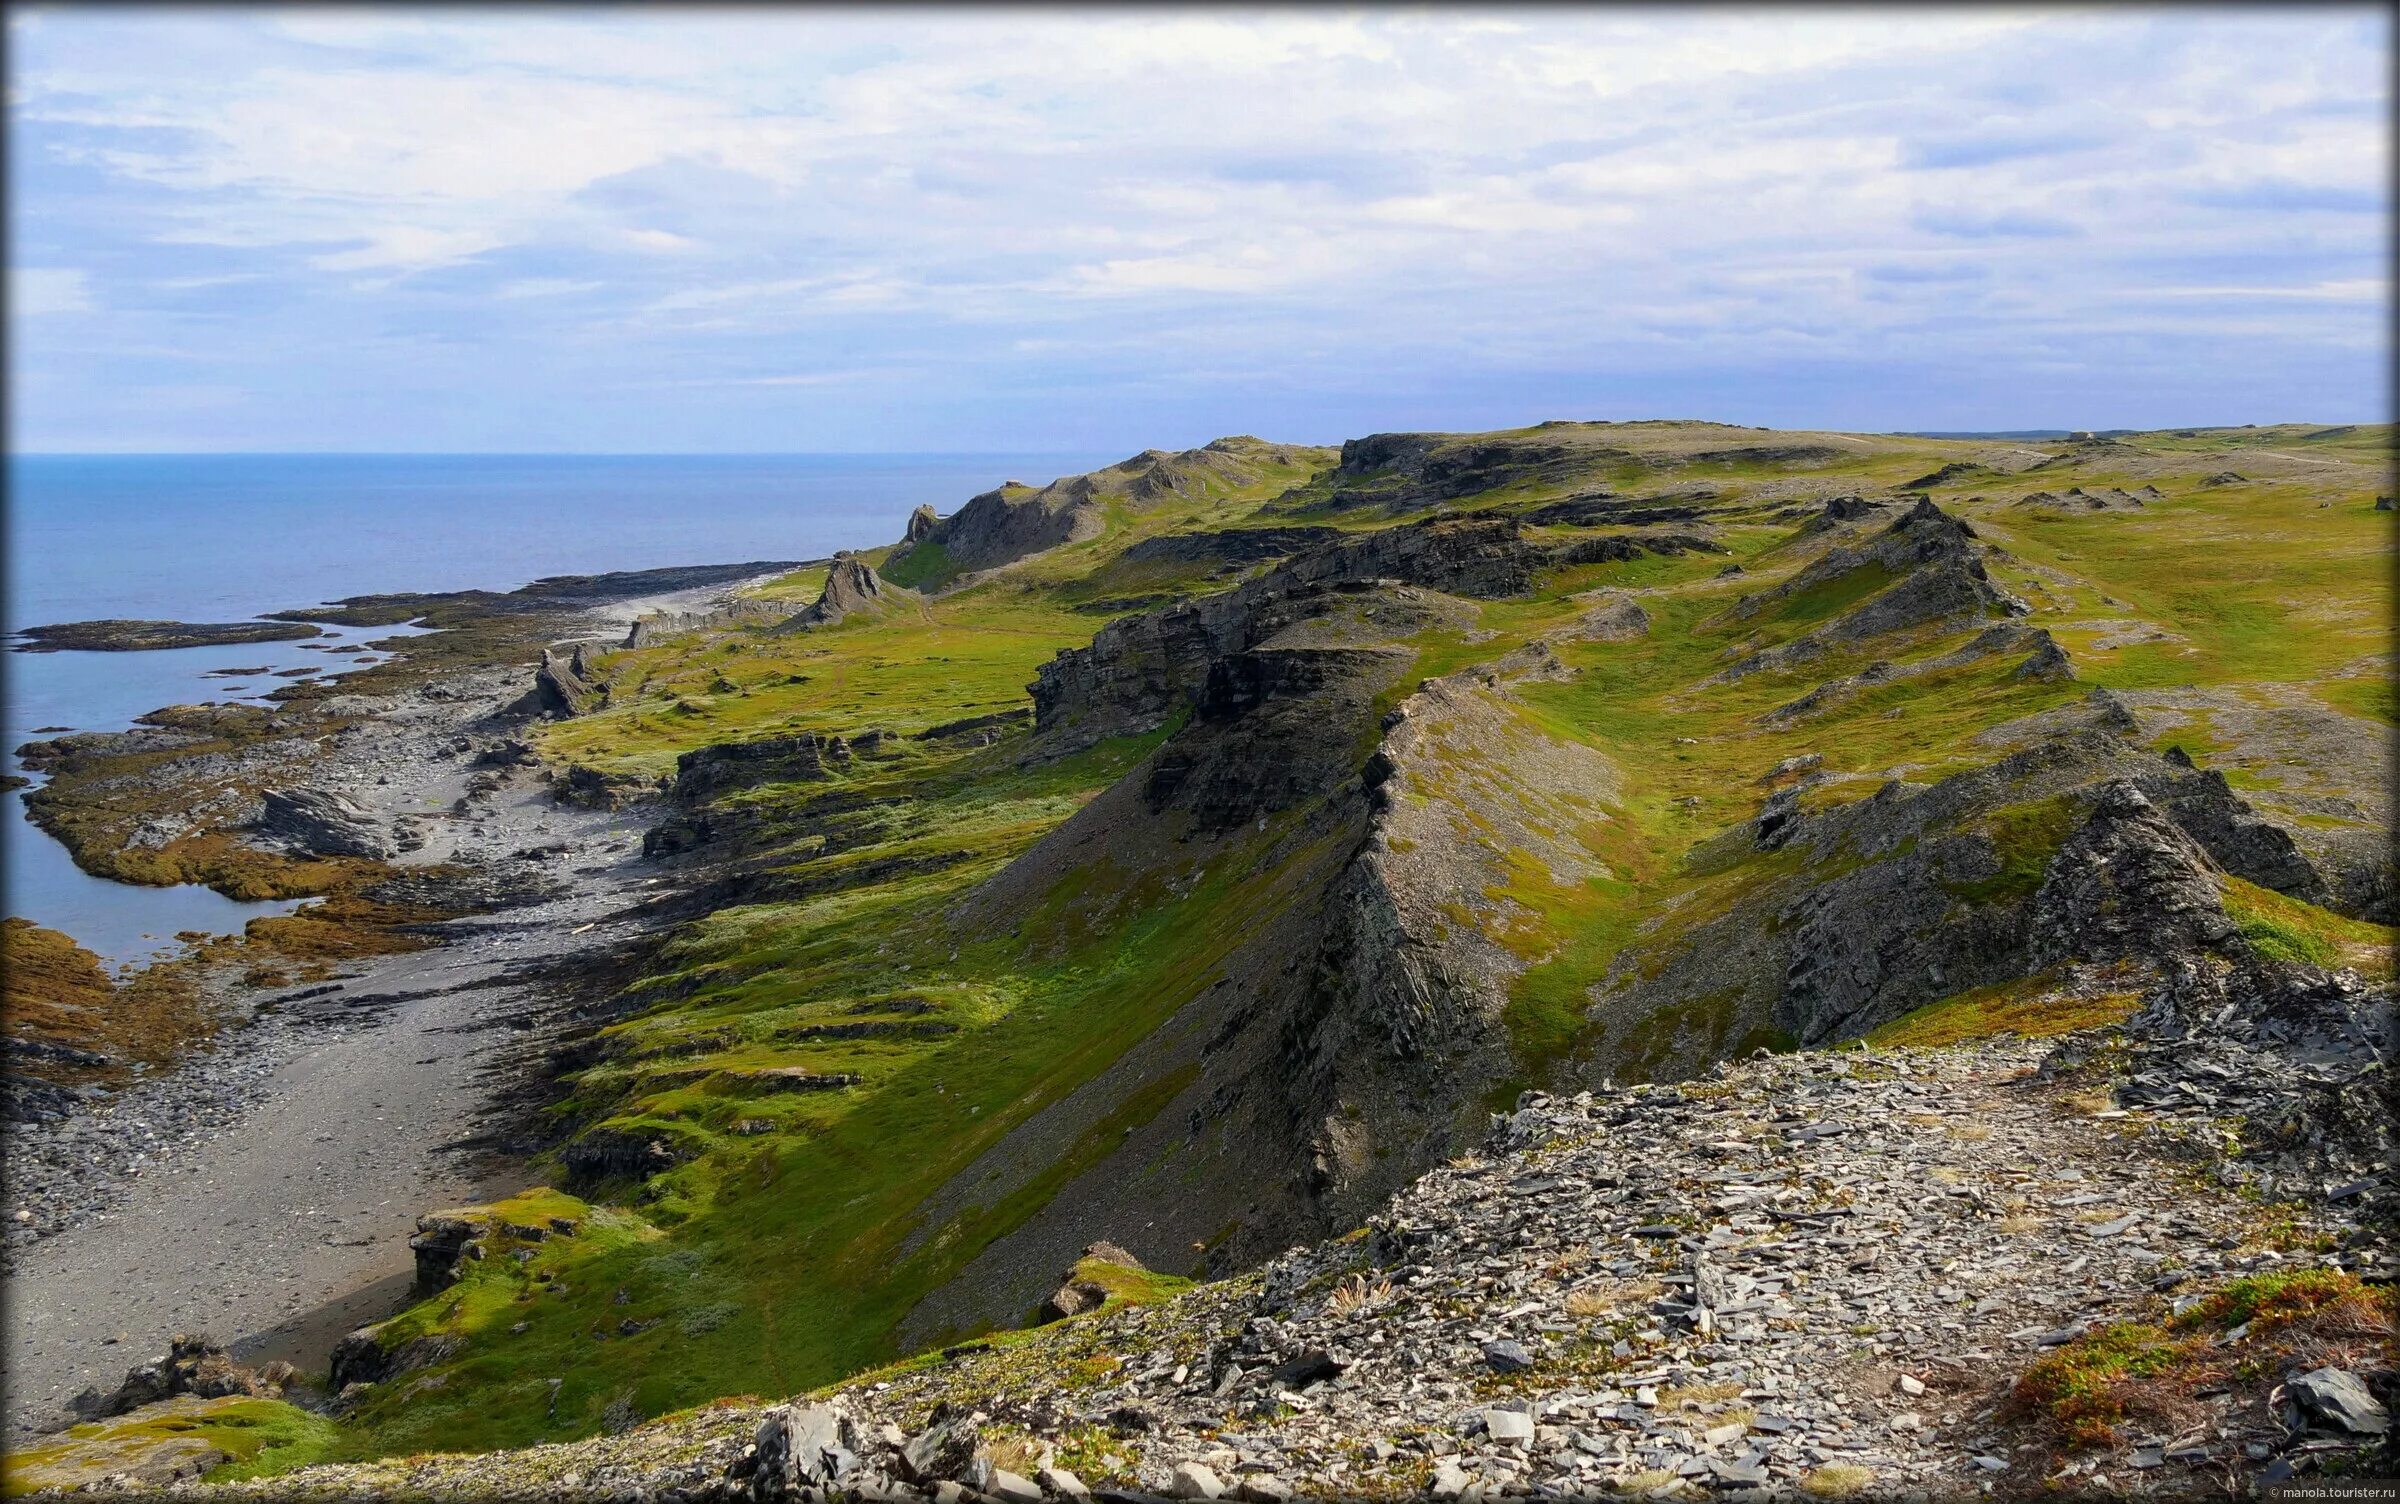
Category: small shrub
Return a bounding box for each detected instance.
[1801,1463,1876,1498]
[1326,1272,1394,1317]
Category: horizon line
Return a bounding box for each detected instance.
[7,418,2375,460]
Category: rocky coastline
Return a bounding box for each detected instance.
[3,422,2392,1497]
[1,564,788,1443]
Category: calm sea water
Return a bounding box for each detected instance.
[4,452,1117,968]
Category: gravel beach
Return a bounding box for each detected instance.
[1,577,759,1442]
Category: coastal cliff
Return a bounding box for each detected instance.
[7,421,2393,1497]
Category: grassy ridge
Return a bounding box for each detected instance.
[298,422,2397,1466]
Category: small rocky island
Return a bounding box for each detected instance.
[12,619,324,653]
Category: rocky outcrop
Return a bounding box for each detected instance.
[2023,781,2241,966]
[914,708,1032,746]
[2015,486,2149,511]
[1563,592,1651,642]
[625,597,783,649]
[904,504,939,542]
[561,1127,686,1189]
[327,1324,461,1395]
[1116,526,1344,570]
[1258,661,1627,1233]
[65,1334,293,1423]
[1548,531,1723,568]
[670,732,854,802]
[532,641,607,717]
[1031,517,1540,750]
[1140,646,1412,833]
[1517,494,1713,528]
[1590,730,2350,1058]
[551,764,657,810]
[1789,494,1891,535]
[407,1212,497,1294]
[884,438,1326,587]
[254,786,394,859]
[1038,1241,1147,1322]
[1714,499,2029,685]
[1901,461,1991,489]
[1328,433,1597,512]
[1758,624,2066,725]
[775,558,916,632]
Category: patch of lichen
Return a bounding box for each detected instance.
[1,1396,342,1496]
[2006,1269,2395,1448]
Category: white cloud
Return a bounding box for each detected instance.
[620,228,705,256]
[310,226,507,273]
[5,7,2388,445]
[2140,279,2386,302]
[13,267,92,315]
[497,277,603,299]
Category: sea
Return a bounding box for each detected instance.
[3,452,1118,970]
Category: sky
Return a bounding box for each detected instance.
[6,6,2390,453]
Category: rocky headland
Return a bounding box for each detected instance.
[4,422,2392,1498]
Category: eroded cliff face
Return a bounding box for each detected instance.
[1027,514,1715,753]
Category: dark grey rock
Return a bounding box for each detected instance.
[256,786,395,859]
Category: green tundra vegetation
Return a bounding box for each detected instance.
[178,421,2396,1467]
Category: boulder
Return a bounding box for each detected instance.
[752,1402,864,1499]
[2290,1367,2390,1435]
[1039,1241,1148,1322]
[896,1416,983,1483]
[256,787,394,859]
[1483,1407,1535,1444]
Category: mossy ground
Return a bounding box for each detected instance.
[2220,875,2395,976]
[1864,975,2142,1049]
[1,1397,341,1496]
